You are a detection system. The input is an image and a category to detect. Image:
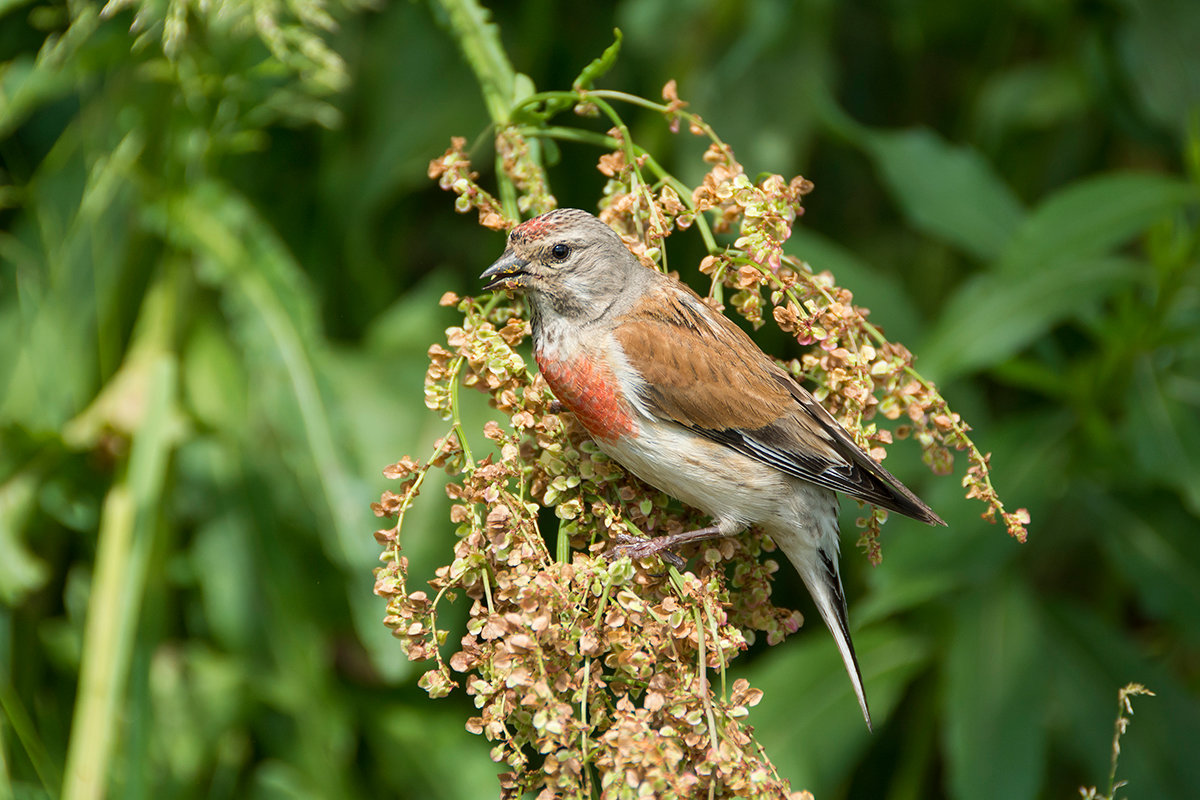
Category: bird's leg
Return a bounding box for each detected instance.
[606,524,728,568]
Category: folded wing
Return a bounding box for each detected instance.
[615,282,944,526]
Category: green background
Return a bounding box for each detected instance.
[2,0,1199,797]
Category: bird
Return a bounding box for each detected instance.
[480,208,944,730]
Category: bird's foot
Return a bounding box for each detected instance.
[604,532,687,569]
[605,524,729,569]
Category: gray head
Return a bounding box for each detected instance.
[480,209,646,325]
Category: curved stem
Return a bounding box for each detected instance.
[587,94,654,215]
[426,582,455,674]
[513,128,719,252]
[448,356,476,470]
[587,89,732,153]
[387,430,465,562]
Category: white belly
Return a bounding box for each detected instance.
[597,417,787,534]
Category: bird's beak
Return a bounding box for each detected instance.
[480,250,530,292]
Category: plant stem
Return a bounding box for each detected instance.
[0,675,60,795]
[556,519,570,563]
[434,0,516,125]
[62,266,179,800]
[448,355,476,470]
[512,126,719,252]
[62,357,177,800]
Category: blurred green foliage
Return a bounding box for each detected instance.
[1,0,1198,798]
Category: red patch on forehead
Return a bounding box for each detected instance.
[513,215,556,239]
[511,209,587,243]
[536,349,636,443]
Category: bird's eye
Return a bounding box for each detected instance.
[550,243,571,261]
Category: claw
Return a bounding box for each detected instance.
[604,533,686,569]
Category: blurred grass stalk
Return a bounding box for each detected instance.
[434,0,516,126]
[62,276,179,800]
[434,0,526,218]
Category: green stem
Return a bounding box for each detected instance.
[702,601,728,700]
[516,125,618,150]
[0,676,60,795]
[481,564,495,614]
[62,357,177,800]
[434,0,516,126]
[579,656,592,784]
[513,127,719,252]
[585,89,672,114]
[586,94,648,199]
[448,356,476,470]
[423,583,456,682]
[435,0,527,217]
[664,565,720,751]
[694,606,720,754]
[388,431,462,559]
[62,265,179,800]
[511,88,732,154]
[556,518,570,563]
[592,575,614,625]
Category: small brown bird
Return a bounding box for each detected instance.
[481,208,944,730]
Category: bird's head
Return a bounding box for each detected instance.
[480,209,644,323]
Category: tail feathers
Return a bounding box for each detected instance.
[768,495,874,730]
[804,548,873,731]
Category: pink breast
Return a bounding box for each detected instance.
[535,350,637,443]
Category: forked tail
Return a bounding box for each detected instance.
[776,534,873,731]
[808,548,872,731]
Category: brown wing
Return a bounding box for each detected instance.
[614,284,796,430]
[615,281,944,525]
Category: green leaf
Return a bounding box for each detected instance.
[1124,354,1200,511]
[191,513,258,650]
[181,316,248,433]
[373,705,498,799]
[973,62,1089,140]
[572,28,623,92]
[512,71,537,106]
[1117,0,1200,140]
[0,0,38,20]
[943,578,1048,800]
[997,172,1200,276]
[149,181,371,568]
[742,624,931,796]
[0,54,75,139]
[0,469,49,604]
[918,255,1140,380]
[918,172,1199,379]
[863,127,1025,262]
[1093,492,1200,640]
